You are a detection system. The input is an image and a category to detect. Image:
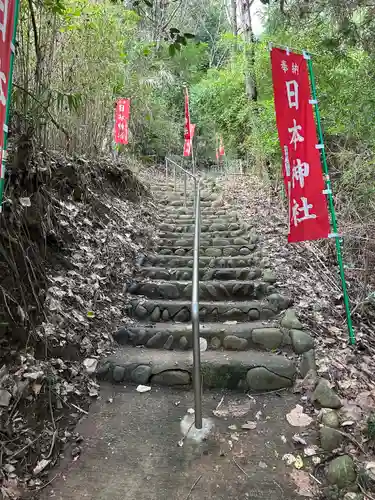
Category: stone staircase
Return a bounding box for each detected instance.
[97,177,315,391]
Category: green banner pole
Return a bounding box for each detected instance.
[0,0,21,213]
[306,52,355,345]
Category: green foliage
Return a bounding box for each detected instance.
[14,0,206,157]
[14,0,375,223]
[185,0,375,217]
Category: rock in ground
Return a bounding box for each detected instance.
[179,336,189,350]
[112,366,125,383]
[320,426,343,451]
[252,328,282,350]
[299,349,316,377]
[281,309,303,330]
[223,335,248,351]
[246,367,292,391]
[321,409,340,429]
[152,370,190,386]
[326,455,356,489]
[290,329,314,354]
[312,378,342,409]
[131,365,152,384]
[211,336,221,349]
[262,269,277,283]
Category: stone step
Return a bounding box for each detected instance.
[114,322,313,355]
[157,235,257,247]
[160,208,229,217]
[142,254,263,268]
[155,194,218,203]
[150,182,187,188]
[151,184,194,190]
[162,216,238,224]
[151,186,185,192]
[128,295,291,322]
[158,229,246,239]
[97,347,297,391]
[154,189,217,199]
[153,193,190,201]
[138,266,264,281]
[128,280,274,301]
[160,200,216,208]
[158,222,241,233]
[152,187,186,193]
[156,244,257,257]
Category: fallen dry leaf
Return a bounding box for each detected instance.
[283,453,296,466]
[355,391,375,413]
[33,459,51,475]
[136,385,151,393]
[304,445,318,457]
[213,400,252,418]
[242,421,257,430]
[290,470,318,498]
[294,455,304,469]
[292,434,307,445]
[1,479,22,499]
[286,405,313,427]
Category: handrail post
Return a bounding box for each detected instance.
[165,158,168,184]
[192,140,196,176]
[184,172,187,207]
[192,179,202,429]
[164,157,203,427]
[174,164,176,192]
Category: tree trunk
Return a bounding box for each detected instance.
[231,0,237,53]
[240,0,258,101]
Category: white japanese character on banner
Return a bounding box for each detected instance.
[288,119,304,150]
[0,0,8,43]
[292,197,317,227]
[281,60,288,73]
[0,69,6,107]
[118,122,126,131]
[292,159,309,188]
[119,104,125,112]
[118,114,126,122]
[286,80,299,110]
[283,145,291,177]
[292,63,299,75]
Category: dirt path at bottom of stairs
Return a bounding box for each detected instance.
[37,384,318,500]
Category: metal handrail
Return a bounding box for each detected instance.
[165,157,196,206]
[165,157,202,429]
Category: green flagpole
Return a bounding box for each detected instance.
[0,0,21,213]
[306,52,355,345]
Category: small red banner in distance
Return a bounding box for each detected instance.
[183,124,195,157]
[183,139,191,157]
[219,137,225,156]
[114,98,130,144]
[184,91,191,141]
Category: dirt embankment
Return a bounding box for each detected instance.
[0,149,156,497]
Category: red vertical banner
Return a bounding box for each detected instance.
[270,47,330,243]
[219,136,225,156]
[114,98,130,145]
[0,0,16,176]
[183,139,191,157]
[183,123,195,157]
[184,89,191,141]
